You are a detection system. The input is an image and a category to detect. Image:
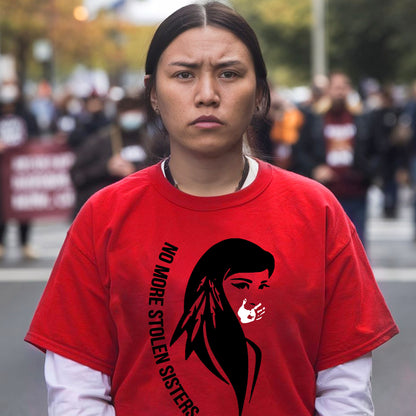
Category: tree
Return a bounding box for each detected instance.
[328,0,416,84]
[0,0,156,88]
[0,0,48,86]
[232,0,416,86]
[231,0,311,86]
[327,0,400,84]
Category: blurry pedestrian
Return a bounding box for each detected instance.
[53,91,84,142]
[403,81,416,240]
[267,90,304,169]
[368,87,411,218]
[26,3,398,415]
[309,73,329,113]
[295,72,380,246]
[69,93,154,216]
[66,92,111,150]
[29,80,56,136]
[0,81,39,260]
[250,88,304,169]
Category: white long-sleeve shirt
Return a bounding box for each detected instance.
[45,351,374,415]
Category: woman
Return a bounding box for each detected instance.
[170,238,275,415]
[26,2,398,416]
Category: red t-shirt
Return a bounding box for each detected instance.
[25,161,398,416]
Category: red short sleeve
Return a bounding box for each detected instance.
[25,202,117,375]
[316,228,399,371]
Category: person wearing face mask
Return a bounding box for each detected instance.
[69,93,155,217]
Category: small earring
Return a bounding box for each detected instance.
[154,105,160,115]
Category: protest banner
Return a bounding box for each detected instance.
[0,140,75,220]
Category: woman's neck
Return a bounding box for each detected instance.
[167,148,248,197]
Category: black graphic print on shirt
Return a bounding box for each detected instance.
[170,238,275,416]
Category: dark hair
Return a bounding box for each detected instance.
[116,93,146,114]
[144,1,270,123]
[170,238,275,416]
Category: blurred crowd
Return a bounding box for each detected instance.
[250,73,416,247]
[0,79,169,260]
[1,71,416,259]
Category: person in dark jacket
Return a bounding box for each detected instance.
[69,93,159,217]
[66,92,111,150]
[368,88,410,218]
[294,72,381,246]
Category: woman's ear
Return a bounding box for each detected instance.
[255,86,263,113]
[144,74,159,113]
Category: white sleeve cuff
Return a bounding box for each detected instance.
[315,352,374,416]
[45,350,115,416]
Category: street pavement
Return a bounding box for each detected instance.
[0,185,415,416]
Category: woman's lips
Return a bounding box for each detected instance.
[190,115,224,128]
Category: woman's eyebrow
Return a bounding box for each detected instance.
[215,60,244,69]
[168,60,244,69]
[168,61,199,69]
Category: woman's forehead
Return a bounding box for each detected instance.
[158,26,253,68]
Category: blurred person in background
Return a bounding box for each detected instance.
[69,92,155,217]
[66,91,111,150]
[266,89,304,170]
[0,81,39,260]
[29,80,56,136]
[52,91,84,142]
[249,88,304,169]
[308,73,330,114]
[368,87,411,218]
[295,72,380,246]
[403,81,416,241]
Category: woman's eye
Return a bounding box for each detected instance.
[259,283,270,290]
[232,282,249,290]
[176,72,193,79]
[220,71,237,79]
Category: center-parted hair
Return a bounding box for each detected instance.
[144,1,270,123]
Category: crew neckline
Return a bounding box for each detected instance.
[150,159,273,211]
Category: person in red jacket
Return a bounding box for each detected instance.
[26,2,398,416]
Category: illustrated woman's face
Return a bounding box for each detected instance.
[223,269,270,324]
[150,26,259,158]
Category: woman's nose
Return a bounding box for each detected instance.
[195,75,219,107]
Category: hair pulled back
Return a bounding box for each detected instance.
[144,1,270,122]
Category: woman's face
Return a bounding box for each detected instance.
[150,26,259,158]
[223,269,270,324]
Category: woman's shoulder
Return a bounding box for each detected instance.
[87,163,160,207]
[264,161,335,200]
[261,161,346,220]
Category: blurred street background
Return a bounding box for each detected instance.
[1,0,416,415]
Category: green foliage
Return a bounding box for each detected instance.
[327,0,399,83]
[232,0,416,86]
[0,0,156,86]
[231,0,311,86]
[3,0,416,88]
